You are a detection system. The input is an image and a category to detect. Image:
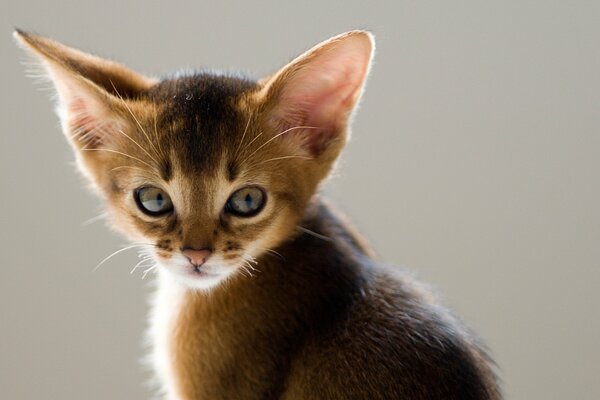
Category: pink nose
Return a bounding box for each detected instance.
[182,248,212,267]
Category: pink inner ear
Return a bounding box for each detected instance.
[68,97,105,147]
[41,64,121,149]
[295,86,357,154]
[270,34,372,155]
[275,79,364,156]
[66,95,120,149]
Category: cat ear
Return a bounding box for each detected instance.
[260,30,374,156]
[13,30,157,150]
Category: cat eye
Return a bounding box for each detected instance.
[134,187,174,216]
[225,186,266,217]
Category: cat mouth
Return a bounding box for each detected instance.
[189,266,217,277]
[159,254,232,289]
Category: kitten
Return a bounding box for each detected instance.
[15,29,501,399]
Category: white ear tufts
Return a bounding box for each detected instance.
[43,63,121,148]
[14,30,126,149]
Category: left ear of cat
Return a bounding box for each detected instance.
[258,30,375,159]
[13,30,157,152]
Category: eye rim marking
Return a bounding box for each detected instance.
[134,186,174,217]
[224,185,267,218]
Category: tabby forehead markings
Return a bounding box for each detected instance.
[227,160,238,182]
[160,159,172,181]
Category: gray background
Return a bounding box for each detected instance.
[1,1,598,399]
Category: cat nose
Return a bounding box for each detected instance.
[181,247,212,267]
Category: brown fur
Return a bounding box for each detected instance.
[15,29,501,399]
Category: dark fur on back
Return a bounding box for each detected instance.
[166,199,501,399]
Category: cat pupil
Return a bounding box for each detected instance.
[225,187,265,217]
[135,187,173,216]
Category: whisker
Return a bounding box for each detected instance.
[81,148,155,170]
[109,80,162,160]
[234,111,253,158]
[246,263,258,273]
[240,264,252,277]
[71,118,120,148]
[241,130,265,154]
[246,154,313,171]
[297,226,333,242]
[241,255,261,275]
[81,212,108,227]
[116,128,159,164]
[246,255,258,266]
[152,103,167,160]
[242,126,318,163]
[94,243,154,272]
[262,248,284,260]
[142,264,158,280]
[130,258,152,274]
[241,262,256,278]
[110,165,148,173]
[259,155,313,164]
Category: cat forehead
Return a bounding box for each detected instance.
[147,72,257,118]
[143,73,259,176]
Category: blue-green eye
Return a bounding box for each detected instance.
[134,187,173,216]
[225,186,266,217]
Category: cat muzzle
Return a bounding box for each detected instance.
[181,248,212,268]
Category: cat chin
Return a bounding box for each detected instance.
[169,271,230,291]
[158,262,233,291]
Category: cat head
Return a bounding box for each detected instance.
[15,29,374,290]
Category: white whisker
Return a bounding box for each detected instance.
[116,128,159,164]
[241,130,265,154]
[240,262,256,278]
[109,80,162,160]
[94,243,153,272]
[246,154,312,170]
[81,212,108,227]
[142,264,158,279]
[259,155,312,164]
[81,148,155,170]
[242,126,318,163]
[152,103,167,160]
[297,226,332,242]
[240,254,260,276]
[110,165,148,173]
[234,111,253,158]
[130,258,152,274]
[262,248,284,260]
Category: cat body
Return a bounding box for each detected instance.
[15,30,501,399]
[152,200,498,399]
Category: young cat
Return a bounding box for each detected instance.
[15,29,501,399]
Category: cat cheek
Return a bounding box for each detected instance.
[222,253,242,262]
[154,251,171,261]
[156,239,174,252]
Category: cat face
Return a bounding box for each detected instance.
[99,76,323,289]
[15,30,374,289]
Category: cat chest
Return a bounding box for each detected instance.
[151,275,292,399]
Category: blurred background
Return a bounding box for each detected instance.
[1,1,599,399]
